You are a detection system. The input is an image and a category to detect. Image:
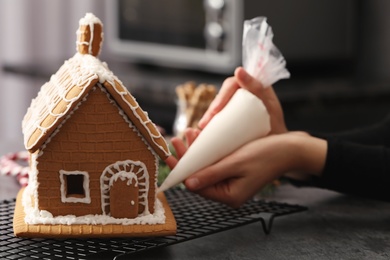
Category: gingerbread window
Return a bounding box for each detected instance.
[59,170,91,204]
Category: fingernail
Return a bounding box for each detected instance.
[186,177,200,190]
[238,68,250,83]
[198,117,206,129]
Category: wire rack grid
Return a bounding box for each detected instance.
[0,188,307,259]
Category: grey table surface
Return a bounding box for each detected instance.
[1,174,390,260]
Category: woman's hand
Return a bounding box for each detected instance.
[163,66,326,208]
[164,128,201,170]
[171,131,326,208]
[198,67,287,135]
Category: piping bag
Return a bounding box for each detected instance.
[158,17,290,193]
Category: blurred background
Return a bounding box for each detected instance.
[1,0,390,156]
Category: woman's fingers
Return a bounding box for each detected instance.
[170,137,187,160]
[184,128,201,146]
[167,128,202,170]
[164,155,178,170]
[194,178,251,208]
[184,151,239,191]
[198,67,268,130]
[235,67,266,98]
[198,77,239,129]
[187,165,263,208]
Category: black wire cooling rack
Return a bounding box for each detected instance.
[0,188,307,259]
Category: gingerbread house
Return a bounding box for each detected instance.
[13,14,176,237]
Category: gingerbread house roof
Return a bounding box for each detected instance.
[22,13,170,160]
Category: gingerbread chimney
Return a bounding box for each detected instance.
[76,13,103,56]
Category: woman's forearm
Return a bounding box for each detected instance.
[282,132,327,181]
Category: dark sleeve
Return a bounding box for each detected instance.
[310,137,390,201]
[289,114,390,201]
[314,114,390,147]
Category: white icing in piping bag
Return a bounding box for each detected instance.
[158,89,270,192]
[158,17,289,193]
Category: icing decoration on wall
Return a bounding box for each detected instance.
[101,160,150,216]
[59,170,91,204]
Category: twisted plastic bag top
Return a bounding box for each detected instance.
[243,17,290,87]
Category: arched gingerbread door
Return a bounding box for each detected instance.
[109,172,139,218]
[100,160,149,218]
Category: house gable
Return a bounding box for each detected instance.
[36,85,158,217]
[22,54,170,161]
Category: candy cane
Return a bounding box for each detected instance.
[0,151,30,186]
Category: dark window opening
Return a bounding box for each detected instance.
[65,174,85,197]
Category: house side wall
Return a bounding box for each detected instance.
[36,86,157,217]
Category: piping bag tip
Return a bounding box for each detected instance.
[157,179,171,193]
[156,187,164,194]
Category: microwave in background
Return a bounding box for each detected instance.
[105,0,356,74]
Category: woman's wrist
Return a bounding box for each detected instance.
[283,133,327,179]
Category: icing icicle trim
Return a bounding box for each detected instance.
[22,184,166,225]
